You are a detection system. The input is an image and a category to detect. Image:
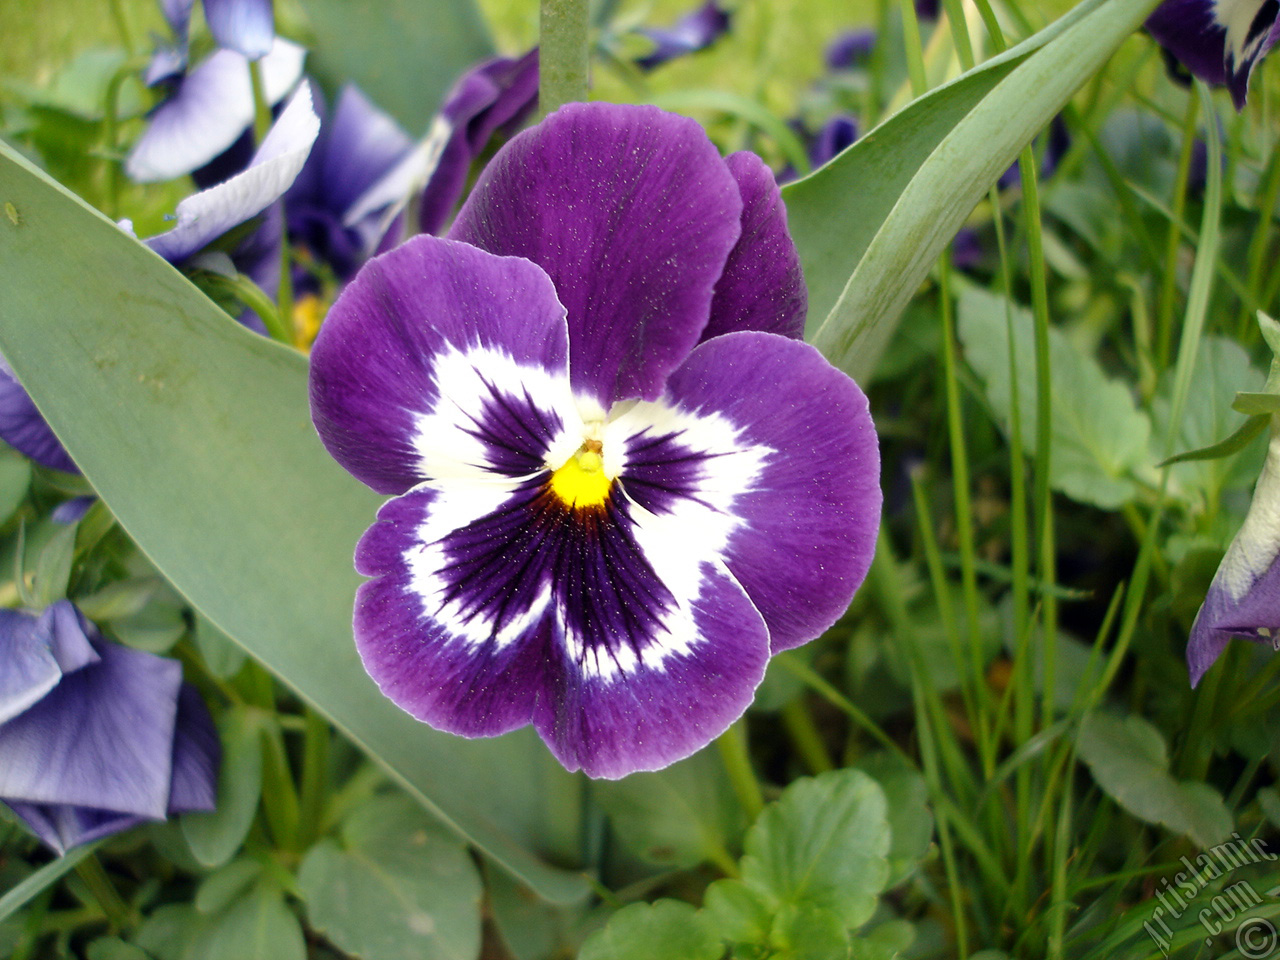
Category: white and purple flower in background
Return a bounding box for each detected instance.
[309,103,881,779]
[0,602,219,854]
[1188,419,1280,685]
[1146,0,1280,108]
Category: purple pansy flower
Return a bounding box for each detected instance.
[635,1,732,71]
[1147,0,1280,108]
[0,601,219,854]
[128,37,305,183]
[285,84,415,284]
[150,0,275,75]
[1187,419,1280,685]
[309,103,881,779]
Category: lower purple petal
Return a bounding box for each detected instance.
[0,355,78,474]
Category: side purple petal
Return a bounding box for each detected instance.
[1146,0,1280,109]
[203,0,274,60]
[6,804,148,856]
[167,684,220,814]
[146,84,319,263]
[309,235,570,494]
[0,355,78,474]
[661,332,881,653]
[0,639,182,822]
[0,612,62,725]
[700,151,807,342]
[449,102,743,406]
[126,38,305,183]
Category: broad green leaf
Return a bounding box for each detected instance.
[1153,337,1266,505]
[485,862,581,960]
[197,877,307,960]
[853,754,933,887]
[592,748,743,870]
[301,0,494,133]
[740,769,891,929]
[579,901,722,960]
[957,286,1152,509]
[785,0,1163,378]
[182,708,263,869]
[297,794,482,960]
[1077,711,1233,847]
[0,141,587,903]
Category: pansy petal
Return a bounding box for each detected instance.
[700,151,807,342]
[204,0,274,60]
[309,235,572,494]
[449,102,744,406]
[318,85,413,219]
[1147,0,1280,108]
[0,640,182,820]
[654,331,881,652]
[0,611,61,725]
[167,684,220,814]
[43,600,101,675]
[126,38,305,183]
[7,803,146,856]
[418,50,539,235]
[0,355,78,474]
[146,84,319,262]
[353,481,770,778]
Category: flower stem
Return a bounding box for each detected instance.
[539,0,591,116]
[73,855,132,934]
[248,59,272,146]
[715,720,763,822]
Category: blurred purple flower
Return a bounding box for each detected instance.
[825,30,877,71]
[635,1,732,70]
[309,103,881,778]
[149,0,275,80]
[1146,0,1280,108]
[0,601,219,854]
[1187,422,1280,685]
[998,115,1071,189]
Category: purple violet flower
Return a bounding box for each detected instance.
[0,601,219,854]
[128,37,305,183]
[149,0,275,81]
[285,84,415,284]
[309,103,882,779]
[825,30,877,71]
[1187,421,1280,685]
[635,1,732,71]
[1146,0,1280,109]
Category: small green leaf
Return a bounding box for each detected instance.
[199,877,307,960]
[704,878,772,945]
[579,901,722,960]
[740,769,891,929]
[853,755,933,887]
[86,937,154,960]
[0,450,31,524]
[850,919,916,960]
[31,521,76,606]
[1077,711,1233,847]
[195,859,264,916]
[1158,415,1268,468]
[771,902,851,960]
[957,286,1153,509]
[297,793,482,960]
[1231,393,1280,416]
[593,749,743,869]
[182,706,264,869]
[107,587,188,654]
[75,577,160,622]
[193,613,248,680]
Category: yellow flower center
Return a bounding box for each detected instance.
[292,294,326,352]
[549,440,612,509]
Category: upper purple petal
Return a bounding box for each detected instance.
[167,683,220,814]
[701,151,807,342]
[0,354,78,474]
[448,102,744,406]
[203,0,274,60]
[145,84,319,262]
[660,332,881,652]
[635,1,732,70]
[309,235,571,495]
[126,38,305,183]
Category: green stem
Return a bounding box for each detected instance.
[73,856,132,934]
[108,0,135,54]
[1156,92,1200,370]
[248,59,271,145]
[195,271,290,344]
[715,720,764,822]
[780,698,834,774]
[539,0,591,116]
[899,0,929,98]
[298,706,330,848]
[1240,136,1280,335]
